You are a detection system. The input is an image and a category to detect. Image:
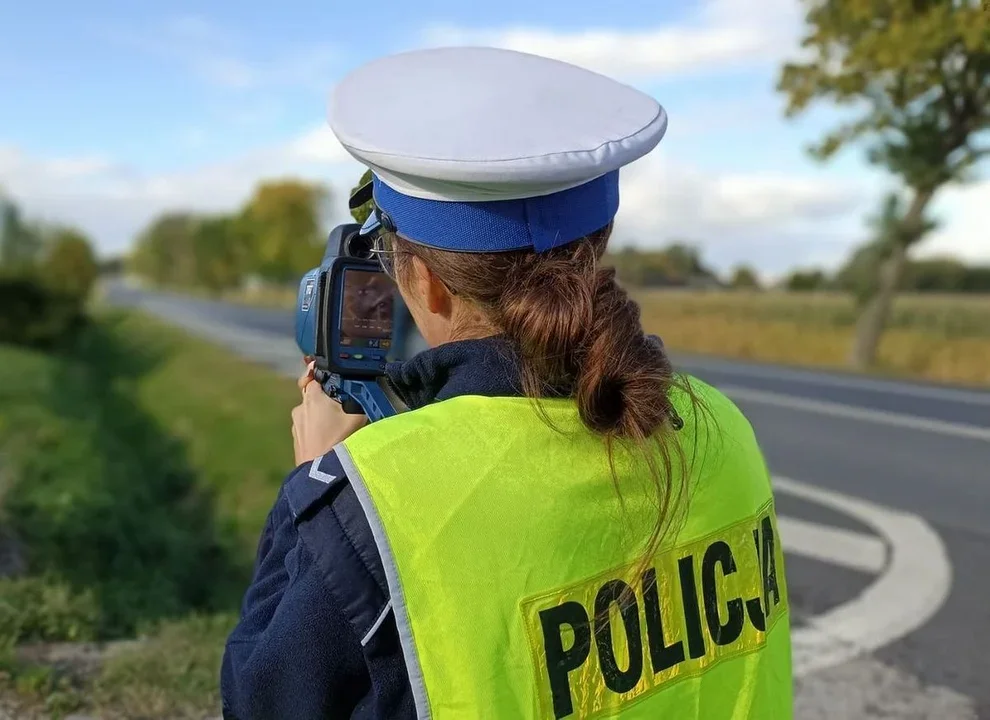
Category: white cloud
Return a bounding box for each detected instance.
[421,0,801,80]
[3,130,985,275]
[4,1,985,274]
[612,148,871,274]
[95,14,338,91]
[0,128,362,257]
[284,126,352,164]
[919,180,990,264]
[0,133,869,274]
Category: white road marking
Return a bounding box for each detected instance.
[777,516,887,574]
[794,656,978,720]
[773,476,952,678]
[675,354,990,406]
[722,385,990,442]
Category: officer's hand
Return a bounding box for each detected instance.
[292,362,368,465]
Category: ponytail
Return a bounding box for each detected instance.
[391,225,697,567]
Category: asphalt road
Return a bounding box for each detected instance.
[107,282,990,719]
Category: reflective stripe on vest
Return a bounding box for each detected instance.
[336,378,792,719]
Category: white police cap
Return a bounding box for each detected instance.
[330,46,667,253]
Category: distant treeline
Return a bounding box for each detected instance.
[128,179,331,293]
[608,246,990,294]
[120,181,990,297]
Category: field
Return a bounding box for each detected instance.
[632,290,990,386]
[221,282,990,387]
[0,311,300,718]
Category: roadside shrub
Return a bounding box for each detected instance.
[0,277,86,350]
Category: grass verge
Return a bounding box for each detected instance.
[0,309,299,717]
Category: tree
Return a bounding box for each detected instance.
[778,0,990,369]
[350,169,374,224]
[729,265,761,290]
[240,179,330,283]
[658,242,709,283]
[0,194,42,274]
[834,192,938,306]
[190,216,249,293]
[784,269,828,292]
[130,213,200,286]
[41,227,99,301]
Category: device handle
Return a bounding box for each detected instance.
[340,396,364,414]
[339,379,397,422]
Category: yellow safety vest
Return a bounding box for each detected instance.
[335,377,792,719]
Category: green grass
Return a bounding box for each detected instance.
[90,613,238,719]
[0,310,300,716]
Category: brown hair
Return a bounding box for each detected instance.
[390,224,698,579]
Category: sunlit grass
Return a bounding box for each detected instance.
[635,289,990,386]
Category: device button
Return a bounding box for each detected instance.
[352,353,364,360]
[339,353,350,359]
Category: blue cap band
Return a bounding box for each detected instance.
[372,171,620,253]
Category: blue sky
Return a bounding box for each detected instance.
[1,0,986,276]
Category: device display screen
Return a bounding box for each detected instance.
[338,268,394,356]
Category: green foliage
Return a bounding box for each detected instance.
[729,265,761,290]
[40,227,100,301]
[0,311,298,639]
[784,268,829,292]
[778,0,990,189]
[834,191,947,305]
[606,243,720,287]
[0,577,99,647]
[0,195,43,273]
[0,653,85,719]
[240,179,329,283]
[129,213,201,287]
[906,258,990,292]
[0,312,300,715]
[191,215,250,293]
[779,0,990,367]
[130,179,330,290]
[0,277,86,350]
[350,168,375,224]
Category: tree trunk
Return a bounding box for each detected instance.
[847,187,935,370]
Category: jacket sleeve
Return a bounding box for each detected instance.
[220,465,369,720]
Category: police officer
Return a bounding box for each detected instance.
[221,47,793,719]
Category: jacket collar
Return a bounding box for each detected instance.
[384,336,523,410]
[384,334,666,411]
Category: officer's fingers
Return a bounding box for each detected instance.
[297,361,316,392]
[302,378,326,403]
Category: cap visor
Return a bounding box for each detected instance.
[360,209,381,235]
[349,179,374,210]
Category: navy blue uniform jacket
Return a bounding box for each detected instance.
[221,337,528,719]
